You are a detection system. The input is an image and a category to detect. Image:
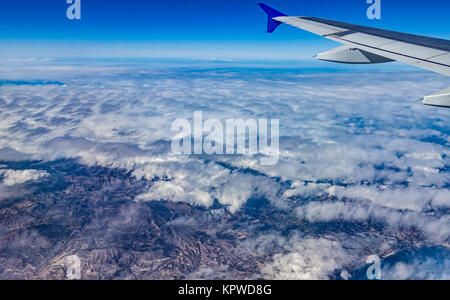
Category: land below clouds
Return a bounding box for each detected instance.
[0,158,442,280]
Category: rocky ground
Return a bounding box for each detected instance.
[1,159,441,280]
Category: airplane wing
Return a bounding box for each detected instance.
[258,3,450,108]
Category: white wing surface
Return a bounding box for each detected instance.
[258,3,450,107]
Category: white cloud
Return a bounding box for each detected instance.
[262,236,351,280]
[0,169,49,186]
[1,60,449,279]
[0,60,449,233]
[137,181,214,208]
[328,185,448,212]
[283,181,330,198]
[296,201,450,243]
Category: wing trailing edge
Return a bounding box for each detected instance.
[317,46,394,64]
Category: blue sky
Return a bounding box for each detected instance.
[0,0,449,59]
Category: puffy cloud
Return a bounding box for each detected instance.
[137,181,214,208]
[213,172,282,213]
[262,236,351,280]
[296,201,450,243]
[0,169,49,186]
[134,161,282,213]
[283,182,330,199]
[328,185,448,212]
[432,190,450,208]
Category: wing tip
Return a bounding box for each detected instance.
[258,3,287,33]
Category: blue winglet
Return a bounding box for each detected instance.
[258,3,287,33]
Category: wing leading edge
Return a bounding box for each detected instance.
[258,3,450,108]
